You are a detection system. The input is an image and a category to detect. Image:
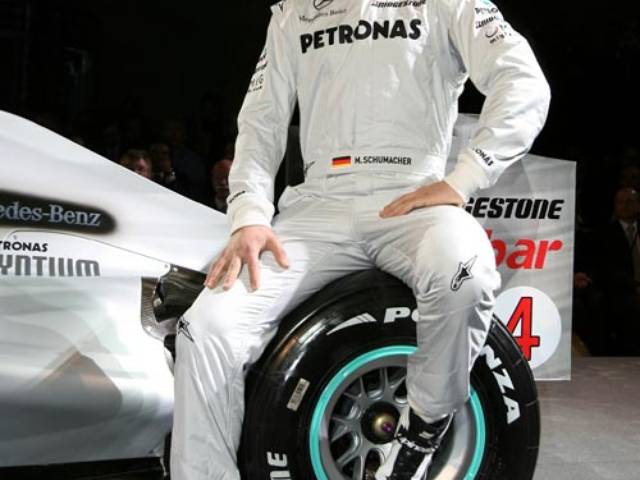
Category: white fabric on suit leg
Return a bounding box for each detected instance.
[171,174,499,479]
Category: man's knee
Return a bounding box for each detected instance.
[415,219,499,303]
[415,259,498,311]
[179,288,244,351]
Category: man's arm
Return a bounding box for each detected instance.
[227,2,298,233]
[442,0,551,202]
[380,0,550,218]
[205,3,297,290]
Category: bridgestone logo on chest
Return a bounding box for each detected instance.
[300,19,422,54]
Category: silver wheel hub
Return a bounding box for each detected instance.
[317,355,482,480]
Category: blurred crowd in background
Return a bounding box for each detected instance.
[573,166,640,356]
[28,97,235,213]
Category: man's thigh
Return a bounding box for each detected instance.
[184,210,370,365]
[362,204,496,291]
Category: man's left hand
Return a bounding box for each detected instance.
[379,181,464,218]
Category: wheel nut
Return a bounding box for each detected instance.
[373,413,396,440]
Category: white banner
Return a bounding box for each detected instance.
[449,116,575,380]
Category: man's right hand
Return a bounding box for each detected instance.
[204,225,289,291]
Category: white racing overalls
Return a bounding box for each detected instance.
[171,0,550,478]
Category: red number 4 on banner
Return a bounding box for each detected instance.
[506,297,541,360]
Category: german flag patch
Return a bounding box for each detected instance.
[332,156,352,169]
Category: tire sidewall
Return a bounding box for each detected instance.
[241,284,539,480]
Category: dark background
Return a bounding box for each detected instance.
[2,0,639,225]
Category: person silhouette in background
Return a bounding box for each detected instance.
[119,149,153,180]
[163,118,209,204]
[597,187,640,354]
[210,158,233,213]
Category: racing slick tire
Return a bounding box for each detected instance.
[239,269,539,480]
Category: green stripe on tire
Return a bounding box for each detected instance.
[309,345,486,479]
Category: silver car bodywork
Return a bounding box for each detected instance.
[0,111,228,467]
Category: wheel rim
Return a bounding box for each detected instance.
[309,346,486,480]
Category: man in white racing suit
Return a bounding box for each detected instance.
[171,0,550,478]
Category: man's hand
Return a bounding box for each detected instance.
[379,181,464,218]
[204,225,289,291]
